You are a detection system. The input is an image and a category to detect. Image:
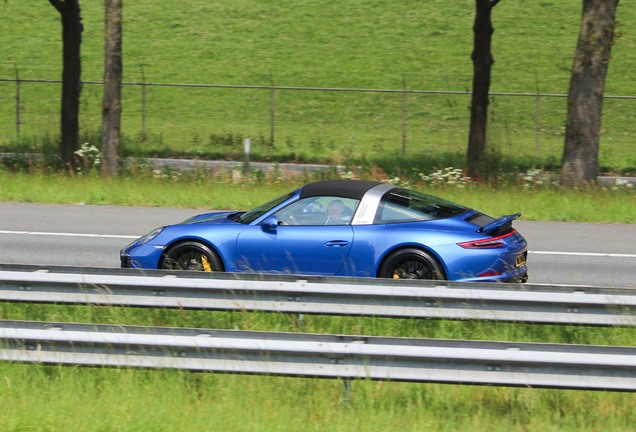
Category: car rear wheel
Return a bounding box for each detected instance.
[379,248,445,280]
[160,241,223,272]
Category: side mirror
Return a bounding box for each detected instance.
[261,215,278,231]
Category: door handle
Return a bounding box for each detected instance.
[325,240,349,247]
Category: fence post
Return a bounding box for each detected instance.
[402,75,407,155]
[535,81,540,157]
[270,73,275,146]
[14,64,21,138]
[141,66,147,141]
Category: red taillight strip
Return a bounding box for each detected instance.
[478,271,503,277]
[458,229,517,249]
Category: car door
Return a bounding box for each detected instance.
[235,196,357,276]
[235,224,354,275]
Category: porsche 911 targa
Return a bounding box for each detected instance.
[121,179,528,282]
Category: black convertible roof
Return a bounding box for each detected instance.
[299,180,385,200]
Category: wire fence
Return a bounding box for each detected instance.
[2,76,635,158]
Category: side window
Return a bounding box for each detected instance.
[275,197,359,226]
[375,189,467,223]
[376,193,429,223]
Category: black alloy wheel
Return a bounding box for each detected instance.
[160,241,223,272]
[378,248,445,280]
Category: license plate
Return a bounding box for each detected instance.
[516,253,526,267]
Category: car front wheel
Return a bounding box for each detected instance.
[378,248,445,280]
[160,241,223,272]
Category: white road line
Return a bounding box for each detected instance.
[0,230,138,239]
[529,251,636,259]
[1,230,635,258]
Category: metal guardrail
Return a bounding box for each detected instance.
[0,264,635,326]
[1,319,635,391]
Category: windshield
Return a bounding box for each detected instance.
[236,191,295,224]
[375,188,467,223]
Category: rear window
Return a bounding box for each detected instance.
[375,188,467,223]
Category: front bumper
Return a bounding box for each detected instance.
[120,252,132,268]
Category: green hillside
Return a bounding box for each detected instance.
[1,1,635,171]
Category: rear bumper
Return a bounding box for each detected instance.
[458,269,528,283]
[502,271,528,283]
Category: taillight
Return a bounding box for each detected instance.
[478,271,503,277]
[458,230,516,249]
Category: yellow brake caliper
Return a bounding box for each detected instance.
[201,255,212,272]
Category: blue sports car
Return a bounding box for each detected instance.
[121,180,528,282]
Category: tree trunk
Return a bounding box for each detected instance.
[560,0,619,186]
[49,0,83,171]
[467,0,501,177]
[101,0,123,176]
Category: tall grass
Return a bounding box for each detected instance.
[1,300,635,431]
[1,362,635,431]
[1,163,633,223]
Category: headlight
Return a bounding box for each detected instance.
[139,227,165,245]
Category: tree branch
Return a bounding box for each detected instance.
[490,0,502,9]
[48,0,64,13]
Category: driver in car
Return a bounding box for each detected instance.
[326,199,353,225]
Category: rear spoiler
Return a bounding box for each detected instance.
[480,213,521,236]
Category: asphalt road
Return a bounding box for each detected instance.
[0,202,634,288]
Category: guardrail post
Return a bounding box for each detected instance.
[292,313,305,332]
[342,378,352,404]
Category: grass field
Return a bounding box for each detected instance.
[1,1,635,172]
[1,362,634,431]
[1,301,635,432]
[1,2,635,430]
